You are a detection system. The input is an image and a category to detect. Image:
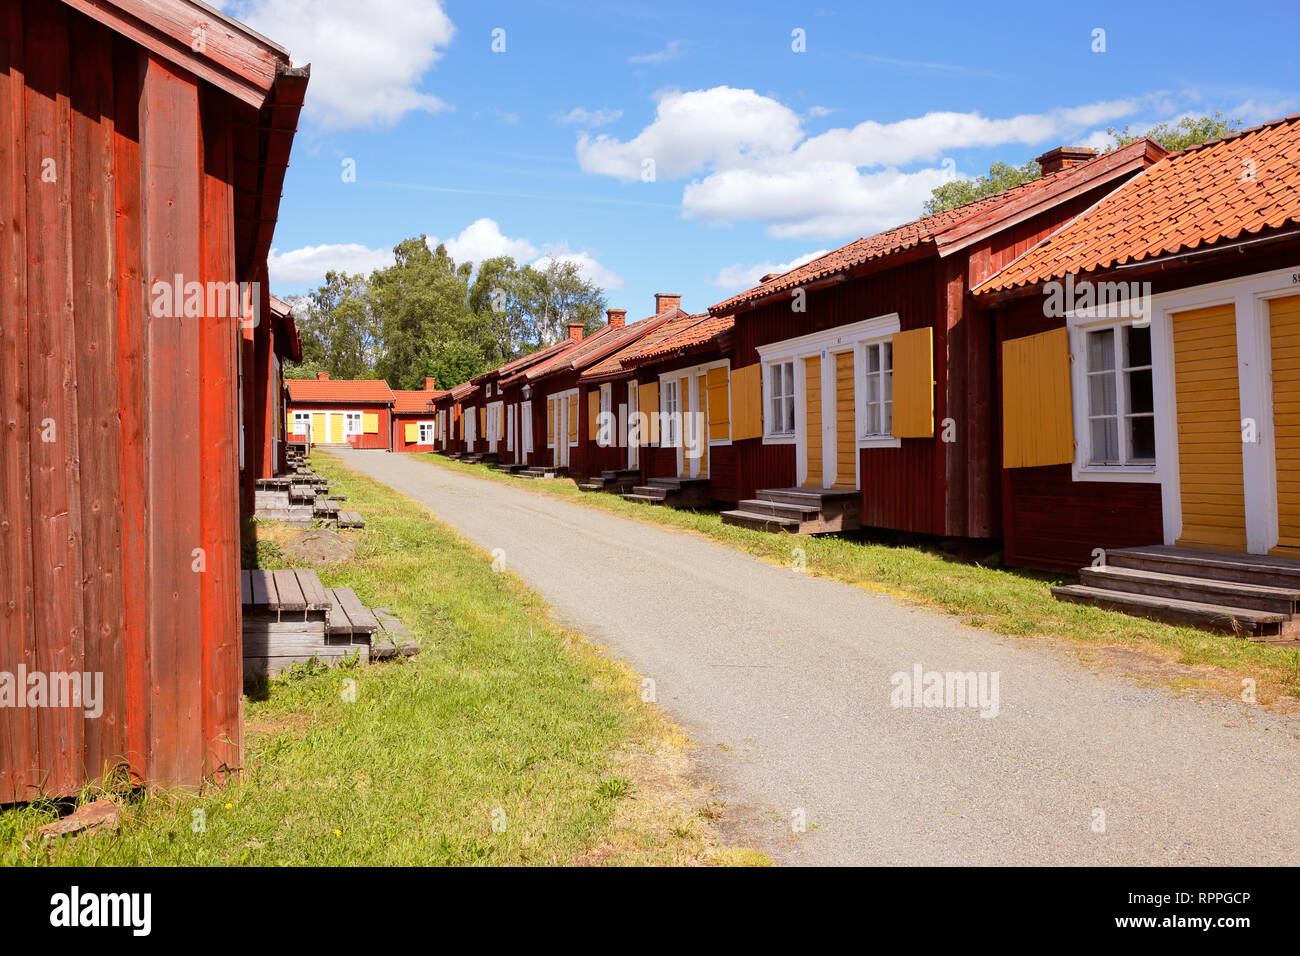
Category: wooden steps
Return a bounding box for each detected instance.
[1052,545,1300,641]
[722,487,861,534]
[623,476,710,508]
[517,465,567,480]
[580,469,641,493]
[492,462,527,474]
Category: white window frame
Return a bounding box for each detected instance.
[763,359,796,441]
[437,410,446,446]
[1079,321,1155,469]
[660,379,680,448]
[418,421,436,445]
[521,400,534,454]
[857,339,894,440]
[598,383,612,447]
[292,410,312,438]
[344,411,363,436]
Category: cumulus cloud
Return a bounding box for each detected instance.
[268,243,394,284]
[712,249,831,291]
[559,107,624,128]
[429,218,539,264]
[577,86,1152,238]
[533,244,625,291]
[226,0,455,130]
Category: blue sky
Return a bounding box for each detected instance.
[218,0,1300,320]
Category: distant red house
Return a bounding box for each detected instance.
[1,0,306,801]
[392,378,447,452]
[242,293,302,502]
[286,374,395,450]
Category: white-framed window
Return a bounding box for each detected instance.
[522,400,534,453]
[344,411,363,436]
[766,360,795,437]
[292,411,312,436]
[418,421,436,445]
[437,410,446,443]
[1084,321,1155,466]
[860,340,893,438]
[662,379,680,447]
[598,383,612,446]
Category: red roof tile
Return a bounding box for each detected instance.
[709,138,1165,315]
[285,378,394,404]
[581,311,724,380]
[976,114,1300,293]
[392,389,446,414]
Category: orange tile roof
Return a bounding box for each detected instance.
[630,313,733,364]
[473,338,579,383]
[392,389,446,414]
[286,378,394,403]
[976,114,1300,293]
[581,311,719,380]
[710,138,1165,315]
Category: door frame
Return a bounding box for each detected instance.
[657,359,731,479]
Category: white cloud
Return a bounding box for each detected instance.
[628,39,685,65]
[578,86,1153,239]
[712,249,831,291]
[533,244,625,291]
[268,242,394,284]
[577,87,804,182]
[559,107,624,128]
[429,218,539,265]
[227,0,455,130]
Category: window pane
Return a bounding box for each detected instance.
[1125,324,1152,368]
[882,401,892,435]
[1087,328,1115,371]
[883,341,892,371]
[1129,415,1156,461]
[1088,371,1117,416]
[1127,368,1153,414]
[864,405,879,436]
[865,370,879,404]
[783,397,795,434]
[1090,418,1120,463]
[866,345,880,373]
[883,368,893,403]
[771,363,783,397]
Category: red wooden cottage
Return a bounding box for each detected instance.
[243,292,302,503]
[972,114,1300,621]
[391,378,446,453]
[1,0,307,801]
[286,373,395,450]
[578,308,737,503]
[433,380,478,456]
[702,139,1167,536]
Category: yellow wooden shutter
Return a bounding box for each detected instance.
[404,422,418,443]
[1002,327,1074,468]
[286,411,294,434]
[588,390,600,441]
[892,327,935,438]
[546,401,555,445]
[729,363,762,441]
[363,412,379,434]
[567,395,578,443]
[706,366,730,441]
[642,381,659,445]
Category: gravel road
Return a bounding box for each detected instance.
[335,448,1300,866]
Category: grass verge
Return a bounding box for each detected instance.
[0,452,767,867]
[416,453,1300,709]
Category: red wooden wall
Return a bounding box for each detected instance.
[287,402,392,450]
[1,0,245,802]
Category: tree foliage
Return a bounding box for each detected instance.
[923,160,1040,215]
[281,237,607,390]
[1106,111,1242,153]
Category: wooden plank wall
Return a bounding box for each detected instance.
[0,0,244,802]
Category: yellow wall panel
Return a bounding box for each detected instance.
[1271,295,1300,555]
[1001,327,1074,468]
[730,363,762,441]
[588,390,600,441]
[404,423,418,443]
[706,366,730,442]
[834,351,856,489]
[803,355,822,487]
[362,412,379,434]
[891,327,934,438]
[642,381,659,445]
[567,395,578,443]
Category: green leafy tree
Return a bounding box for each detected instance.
[1106,111,1242,152]
[923,160,1041,215]
[511,259,607,346]
[291,274,378,379]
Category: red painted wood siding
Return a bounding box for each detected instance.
[286,402,392,450]
[392,413,438,453]
[0,0,249,801]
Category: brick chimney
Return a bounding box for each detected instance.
[606,308,626,329]
[1035,146,1096,176]
[316,371,330,380]
[567,321,585,342]
[424,376,438,391]
[654,293,681,315]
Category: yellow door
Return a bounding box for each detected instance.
[834,351,856,489]
[311,412,326,445]
[679,376,691,477]
[1271,295,1300,555]
[1172,304,1247,552]
[329,413,344,444]
[803,356,822,488]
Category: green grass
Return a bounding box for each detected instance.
[1,453,759,866]
[417,453,1300,705]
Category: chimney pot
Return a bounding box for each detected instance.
[424,376,438,391]
[654,293,681,315]
[567,321,585,342]
[606,308,627,329]
[316,371,329,380]
[1034,146,1097,177]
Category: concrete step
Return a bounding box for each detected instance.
[1081,565,1300,615]
[1051,584,1292,639]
